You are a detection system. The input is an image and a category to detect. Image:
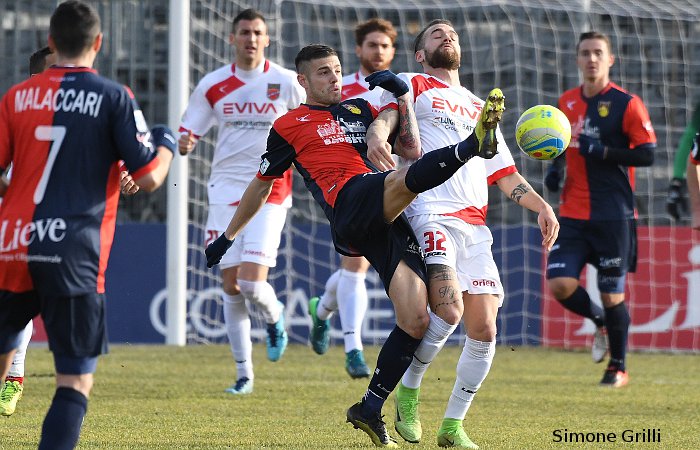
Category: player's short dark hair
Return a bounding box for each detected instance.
[295,44,338,74]
[414,19,454,54]
[355,18,397,47]
[577,31,613,54]
[49,1,101,58]
[29,46,53,76]
[233,8,266,33]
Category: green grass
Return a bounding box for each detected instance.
[4,344,699,449]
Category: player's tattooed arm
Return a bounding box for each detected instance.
[510,182,531,204]
[396,94,421,159]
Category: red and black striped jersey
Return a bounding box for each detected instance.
[256,99,378,221]
[0,66,160,295]
[558,82,656,220]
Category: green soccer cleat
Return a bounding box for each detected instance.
[266,301,288,362]
[473,88,505,159]
[308,296,330,355]
[437,418,479,449]
[224,377,253,395]
[0,380,24,416]
[394,383,422,443]
[345,349,371,379]
[346,402,398,448]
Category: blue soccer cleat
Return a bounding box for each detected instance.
[266,302,288,362]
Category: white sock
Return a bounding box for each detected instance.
[337,269,368,352]
[8,321,33,378]
[317,270,340,321]
[238,279,282,324]
[444,337,495,420]
[402,311,458,389]
[222,293,253,381]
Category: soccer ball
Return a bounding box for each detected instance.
[515,105,571,160]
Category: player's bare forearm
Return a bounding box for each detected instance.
[0,178,7,197]
[688,162,700,230]
[224,177,274,240]
[396,93,420,159]
[367,108,399,170]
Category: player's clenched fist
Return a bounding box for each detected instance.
[205,234,234,268]
[178,129,196,155]
[366,139,396,172]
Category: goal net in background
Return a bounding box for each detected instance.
[185,0,700,351]
[1,0,698,351]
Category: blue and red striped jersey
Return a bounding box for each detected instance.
[257,99,379,222]
[557,82,656,220]
[0,66,160,295]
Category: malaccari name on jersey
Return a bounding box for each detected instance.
[0,217,66,252]
[14,86,104,118]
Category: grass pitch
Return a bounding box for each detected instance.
[3,344,699,449]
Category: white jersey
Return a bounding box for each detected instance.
[380,73,517,224]
[180,60,305,206]
[341,70,386,108]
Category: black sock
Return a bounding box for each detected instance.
[404,136,478,194]
[557,286,605,327]
[361,326,421,416]
[604,302,630,372]
[39,387,88,450]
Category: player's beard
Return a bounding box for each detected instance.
[425,46,460,70]
[359,55,390,74]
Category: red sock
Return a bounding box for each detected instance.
[6,376,24,385]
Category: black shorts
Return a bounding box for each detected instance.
[333,171,427,294]
[0,290,109,360]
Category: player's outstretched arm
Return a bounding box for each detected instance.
[205,177,274,268]
[496,172,559,250]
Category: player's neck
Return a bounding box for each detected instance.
[582,77,610,98]
[55,53,96,69]
[235,56,265,71]
[424,67,460,86]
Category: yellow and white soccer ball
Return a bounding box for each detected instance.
[515,105,571,160]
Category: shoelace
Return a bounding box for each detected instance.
[398,396,420,423]
[267,323,279,347]
[234,377,250,391]
[0,382,19,402]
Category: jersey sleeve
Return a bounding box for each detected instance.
[111,86,159,178]
[257,126,296,180]
[179,79,216,139]
[622,95,656,148]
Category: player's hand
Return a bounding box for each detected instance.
[577,134,606,159]
[205,234,234,268]
[178,129,196,156]
[538,204,559,251]
[666,177,687,220]
[544,163,562,192]
[365,70,409,97]
[367,138,396,171]
[120,170,139,195]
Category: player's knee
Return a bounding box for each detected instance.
[548,278,575,300]
[222,279,240,296]
[435,304,463,326]
[56,373,93,397]
[237,279,269,303]
[467,321,497,342]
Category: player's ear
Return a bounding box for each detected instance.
[415,49,425,64]
[355,45,362,59]
[297,73,307,89]
[47,35,56,53]
[228,33,235,46]
[262,33,270,48]
[92,33,103,53]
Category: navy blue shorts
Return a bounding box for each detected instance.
[546,218,637,293]
[0,290,108,374]
[333,171,427,294]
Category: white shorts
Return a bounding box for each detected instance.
[409,214,504,305]
[205,203,288,269]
